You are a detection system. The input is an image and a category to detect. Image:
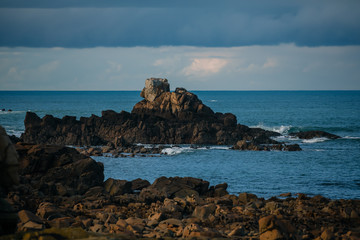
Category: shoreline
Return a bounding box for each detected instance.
[1,142,359,239]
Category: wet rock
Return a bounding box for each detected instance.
[291,130,340,140]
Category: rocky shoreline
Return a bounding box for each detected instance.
[1,79,352,239]
[1,139,359,239]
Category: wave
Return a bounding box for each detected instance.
[161,145,230,156]
[251,124,296,135]
[343,136,360,139]
[209,100,218,102]
[161,147,193,155]
[302,137,329,144]
[0,110,27,115]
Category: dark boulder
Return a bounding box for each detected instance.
[15,143,104,195]
[139,176,210,203]
[291,130,340,140]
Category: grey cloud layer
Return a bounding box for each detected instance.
[0,0,359,47]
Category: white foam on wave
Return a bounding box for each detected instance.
[302,137,329,143]
[273,135,299,141]
[209,146,231,150]
[161,145,229,156]
[161,147,192,155]
[0,110,26,115]
[343,136,360,139]
[209,100,218,102]
[251,123,292,135]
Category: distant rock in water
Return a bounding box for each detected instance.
[21,78,298,150]
[290,130,340,140]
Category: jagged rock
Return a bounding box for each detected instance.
[15,143,104,195]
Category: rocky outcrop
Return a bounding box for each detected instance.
[21,78,282,148]
[15,143,104,195]
[291,130,341,140]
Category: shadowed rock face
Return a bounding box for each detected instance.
[15,143,104,195]
[21,79,280,146]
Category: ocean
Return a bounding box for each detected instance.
[1,90,360,199]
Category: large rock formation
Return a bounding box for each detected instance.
[21,78,280,147]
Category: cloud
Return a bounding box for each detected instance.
[0,1,359,47]
[182,58,228,78]
[1,45,360,90]
[38,60,59,73]
[263,58,278,68]
[105,61,122,73]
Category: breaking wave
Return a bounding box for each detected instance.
[302,137,329,144]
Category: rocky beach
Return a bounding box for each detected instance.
[1,79,359,239]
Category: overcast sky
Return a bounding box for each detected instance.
[0,0,360,90]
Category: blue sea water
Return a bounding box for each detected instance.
[1,90,360,199]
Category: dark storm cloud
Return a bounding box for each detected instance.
[0,0,359,47]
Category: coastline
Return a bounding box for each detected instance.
[1,80,360,239]
[1,142,360,239]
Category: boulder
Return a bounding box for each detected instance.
[140,176,210,202]
[104,178,133,196]
[16,143,104,195]
[140,78,170,102]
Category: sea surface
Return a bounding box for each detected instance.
[1,90,360,199]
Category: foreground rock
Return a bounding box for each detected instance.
[0,126,20,235]
[1,141,359,239]
[21,78,285,150]
[15,143,104,196]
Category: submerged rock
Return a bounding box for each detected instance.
[290,130,340,140]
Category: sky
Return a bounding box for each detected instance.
[0,0,360,90]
